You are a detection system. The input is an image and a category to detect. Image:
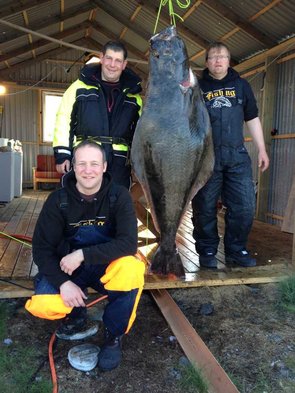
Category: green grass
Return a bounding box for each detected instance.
[285,355,295,371]
[178,362,209,393]
[278,275,295,313]
[251,370,272,393]
[0,345,52,393]
[0,302,52,393]
[227,373,245,392]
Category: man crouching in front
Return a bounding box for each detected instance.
[25,139,145,372]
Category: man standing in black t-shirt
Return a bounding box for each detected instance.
[192,42,269,268]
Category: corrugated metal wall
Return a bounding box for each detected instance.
[0,88,38,185]
[268,58,295,226]
[246,59,295,226]
[245,71,265,182]
[0,51,83,186]
[0,87,63,185]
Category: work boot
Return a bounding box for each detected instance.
[199,250,217,268]
[56,317,98,341]
[97,328,123,371]
[225,249,256,267]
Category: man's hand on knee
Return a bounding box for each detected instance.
[60,249,84,275]
[60,280,87,308]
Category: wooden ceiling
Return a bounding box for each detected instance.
[0,0,294,85]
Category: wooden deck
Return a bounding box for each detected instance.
[0,190,294,298]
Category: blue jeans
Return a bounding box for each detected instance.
[192,157,255,256]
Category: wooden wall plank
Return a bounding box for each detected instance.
[281,176,295,234]
[256,57,277,221]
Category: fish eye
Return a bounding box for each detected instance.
[151,49,159,58]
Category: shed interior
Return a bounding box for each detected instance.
[0,0,294,287]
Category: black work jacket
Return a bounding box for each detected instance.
[53,64,142,164]
[32,172,138,289]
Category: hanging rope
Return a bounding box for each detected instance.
[154,0,191,34]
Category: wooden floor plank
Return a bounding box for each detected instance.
[0,190,293,298]
[13,195,41,277]
[8,192,48,278]
[151,289,239,393]
[14,245,33,278]
[0,197,25,258]
[0,197,31,275]
[144,264,293,289]
[5,196,36,276]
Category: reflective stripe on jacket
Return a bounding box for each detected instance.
[53,66,142,164]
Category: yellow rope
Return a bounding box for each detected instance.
[0,231,32,248]
[154,0,191,34]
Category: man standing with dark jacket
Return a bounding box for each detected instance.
[53,41,142,189]
[192,42,269,268]
[26,140,145,371]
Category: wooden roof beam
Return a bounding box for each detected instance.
[218,0,283,43]
[234,36,295,73]
[202,0,275,48]
[140,0,210,50]
[248,0,283,21]
[60,0,64,33]
[0,2,97,44]
[0,39,84,78]
[91,0,151,42]
[22,10,36,59]
[90,21,148,63]
[189,0,282,64]
[0,0,51,18]
[119,4,143,40]
[0,21,92,63]
[182,0,202,20]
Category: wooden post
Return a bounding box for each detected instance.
[256,57,277,221]
[293,220,295,266]
[281,175,295,266]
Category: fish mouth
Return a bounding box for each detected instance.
[150,25,176,44]
[150,26,177,58]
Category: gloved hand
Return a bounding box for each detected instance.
[25,294,73,320]
[100,256,145,291]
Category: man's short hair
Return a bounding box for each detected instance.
[205,42,231,61]
[72,140,107,163]
[102,41,128,60]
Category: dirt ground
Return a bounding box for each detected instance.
[1,282,295,393]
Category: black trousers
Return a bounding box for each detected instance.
[191,157,256,256]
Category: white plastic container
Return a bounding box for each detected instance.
[0,137,8,147]
[0,151,15,202]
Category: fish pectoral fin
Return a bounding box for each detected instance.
[179,68,196,94]
[179,83,190,94]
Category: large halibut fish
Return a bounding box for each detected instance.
[131,26,214,277]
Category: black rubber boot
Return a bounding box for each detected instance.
[199,250,217,268]
[225,249,256,267]
[97,328,123,371]
[56,317,98,340]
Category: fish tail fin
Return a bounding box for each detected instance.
[150,245,185,277]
